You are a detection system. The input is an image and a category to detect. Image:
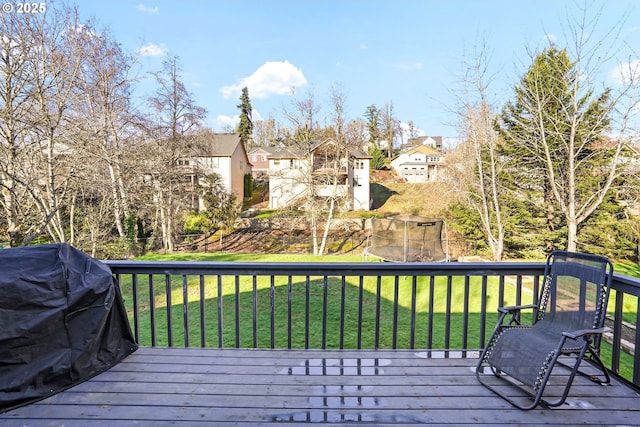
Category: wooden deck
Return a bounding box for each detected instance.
[1,347,639,426]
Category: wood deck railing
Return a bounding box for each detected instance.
[105,260,640,390]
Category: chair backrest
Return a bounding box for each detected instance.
[535,251,613,342]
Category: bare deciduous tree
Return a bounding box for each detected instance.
[498,5,640,252]
[0,11,37,246]
[146,56,206,251]
[253,116,284,147]
[74,21,140,242]
[380,101,400,158]
[0,6,88,246]
[279,86,358,255]
[449,42,506,261]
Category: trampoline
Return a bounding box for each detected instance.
[367,215,448,262]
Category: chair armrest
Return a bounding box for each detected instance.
[497,304,538,326]
[498,304,537,314]
[562,327,612,340]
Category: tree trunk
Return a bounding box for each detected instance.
[318,198,335,256]
[567,220,578,252]
[311,214,319,255]
[2,179,21,247]
[108,162,126,238]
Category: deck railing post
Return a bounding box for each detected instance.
[105,260,640,389]
[182,275,189,348]
[149,274,156,347]
[165,275,173,347]
[199,275,205,347]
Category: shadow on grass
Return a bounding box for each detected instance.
[370,183,397,210]
[124,276,503,350]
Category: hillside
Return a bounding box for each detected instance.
[196,169,456,256]
[370,170,452,218]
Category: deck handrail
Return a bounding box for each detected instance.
[105,260,640,389]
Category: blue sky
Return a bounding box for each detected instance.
[76,0,640,143]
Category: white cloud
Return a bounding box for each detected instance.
[252,109,264,122]
[399,122,425,143]
[214,109,264,131]
[220,61,307,99]
[360,44,368,50]
[138,43,166,57]
[215,114,238,130]
[610,60,640,85]
[137,4,159,14]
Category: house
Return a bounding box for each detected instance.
[247,146,273,178]
[400,135,443,152]
[390,145,445,183]
[180,132,252,209]
[268,139,371,211]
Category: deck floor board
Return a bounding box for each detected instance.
[1,347,639,426]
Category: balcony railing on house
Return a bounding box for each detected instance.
[105,260,640,389]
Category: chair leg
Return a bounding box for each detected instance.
[539,345,592,408]
[584,346,611,385]
[475,360,542,410]
[476,340,575,410]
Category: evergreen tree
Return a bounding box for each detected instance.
[364,104,381,147]
[365,104,385,169]
[236,86,253,145]
[497,47,616,252]
[199,174,240,234]
[579,190,636,260]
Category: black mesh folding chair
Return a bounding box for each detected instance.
[476,251,613,410]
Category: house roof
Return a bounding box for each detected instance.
[268,146,305,159]
[191,132,244,157]
[268,139,371,160]
[400,136,443,153]
[310,139,371,159]
[248,146,275,156]
[409,136,443,146]
[403,145,443,156]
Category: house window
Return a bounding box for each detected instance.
[274,160,280,166]
[252,155,257,161]
[240,161,244,170]
[262,155,267,161]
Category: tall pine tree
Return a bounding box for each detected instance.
[498,47,615,252]
[236,86,253,145]
[364,104,384,170]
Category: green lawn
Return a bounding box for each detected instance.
[122,253,525,349]
[119,252,637,380]
[612,261,640,278]
[135,252,371,262]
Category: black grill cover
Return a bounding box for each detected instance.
[0,243,138,412]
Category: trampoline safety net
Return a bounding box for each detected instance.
[368,215,447,262]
